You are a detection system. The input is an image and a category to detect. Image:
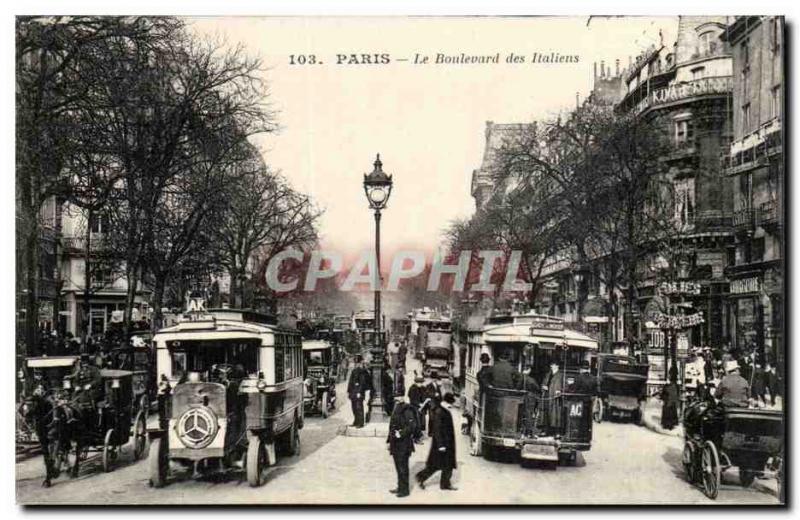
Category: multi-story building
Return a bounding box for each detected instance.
[15,196,61,338]
[58,202,151,336]
[469,18,739,365]
[470,122,531,211]
[615,16,735,355]
[721,16,784,368]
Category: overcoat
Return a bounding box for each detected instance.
[426,405,457,470]
[387,402,417,456]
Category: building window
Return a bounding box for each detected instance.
[741,69,749,99]
[752,237,765,263]
[741,103,751,133]
[771,18,780,51]
[89,213,109,234]
[691,66,706,80]
[741,38,750,67]
[698,31,717,56]
[771,85,781,119]
[674,119,693,144]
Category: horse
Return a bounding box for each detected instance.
[18,387,85,487]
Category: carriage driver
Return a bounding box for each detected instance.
[69,353,104,424]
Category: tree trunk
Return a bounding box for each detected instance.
[81,208,93,348]
[52,199,63,334]
[122,263,139,339]
[23,217,40,355]
[150,277,166,335]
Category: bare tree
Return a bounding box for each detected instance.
[16,16,168,350]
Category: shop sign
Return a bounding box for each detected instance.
[659,281,702,295]
[730,277,760,295]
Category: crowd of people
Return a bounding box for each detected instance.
[661,343,783,430]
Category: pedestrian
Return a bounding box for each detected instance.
[543,360,564,434]
[408,372,427,442]
[660,381,680,430]
[398,342,408,370]
[425,371,444,433]
[387,388,417,498]
[415,392,458,491]
[382,363,395,415]
[347,355,370,428]
[764,361,778,406]
[751,362,766,407]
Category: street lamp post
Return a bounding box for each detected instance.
[363,154,393,423]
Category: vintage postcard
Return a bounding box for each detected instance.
[15,15,785,505]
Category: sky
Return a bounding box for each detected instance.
[187,16,678,259]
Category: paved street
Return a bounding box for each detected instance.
[16,361,780,505]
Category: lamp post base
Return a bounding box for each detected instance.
[366,348,389,424]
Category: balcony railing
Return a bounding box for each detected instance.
[633,76,732,115]
[61,236,106,252]
[759,200,779,226]
[685,211,732,233]
[732,208,756,231]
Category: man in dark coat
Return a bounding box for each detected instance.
[387,389,417,498]
[543,361,564,434]
[488,350,519,389]
[347,356,371,427]
[424,372,444,434]
[415,393,458,491]
[408,373,427,442]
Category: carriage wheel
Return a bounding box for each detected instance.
[321,392,329,419]
[470,421,483,457]
[682,442,696,483]
[246,436,269,487]
[592,398,603,423]
[132,410,147,461]
[739,469,757,488]
[148,437,168,488]
[701,441,721,499]
[102,429,116,473]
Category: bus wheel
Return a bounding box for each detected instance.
[246,436,269,487]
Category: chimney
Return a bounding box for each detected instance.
[593,62,597,80]
[615,59,620,76]
[576,92,580,108]
[600,60,605,78]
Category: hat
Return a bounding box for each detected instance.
[443,393,456,404]
[724,360,740,373]
[479,353,490,364]
[354,355,363,363]
[414,375,424,383]
[430,371,440,380]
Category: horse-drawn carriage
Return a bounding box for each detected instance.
[17,356,80,449]
[108,338,155,414]
[590,353,648,424]
[683,402,784,500]
[147,309,304,488]
[18,359,147,485]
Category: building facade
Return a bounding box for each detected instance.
[468,17,742,367]
[58,202,151,337]
[616,16,735,356]
[721,16,784,369]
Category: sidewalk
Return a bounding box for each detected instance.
[641,397,683,438]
